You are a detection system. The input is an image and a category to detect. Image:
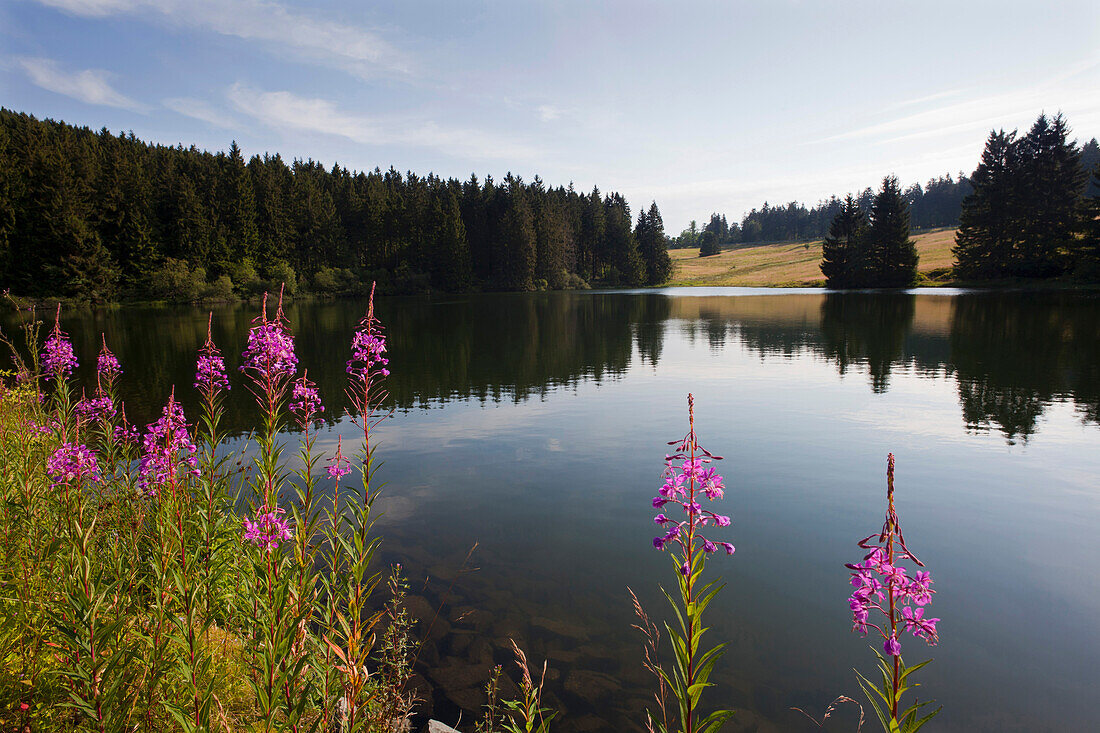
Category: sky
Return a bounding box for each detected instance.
[2,0,1099,232]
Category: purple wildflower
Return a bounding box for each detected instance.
[97,335,121,380]
[74,395,116,423]
[346,330,389,381]
[138,394,199,496]
[113,423,139,445]
[240,292,298,383]
[46,443,101,486]
[846,454,939,665]
[41,305,77,381]
[289,372,324,426]
[650,396,732,577]
[327,436,351,480]
[195,312,231,395]
[243,505,293,551]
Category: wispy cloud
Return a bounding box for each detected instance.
[813,63,1100,147]
[227,83,540,162]
[34,0,410,79]
[536,104,562,122]
[18,57,147,111]
[885,89,964,111]
[163,97,239,129]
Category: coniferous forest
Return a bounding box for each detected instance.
[0,108,673,302]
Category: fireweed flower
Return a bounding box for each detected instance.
[240,291,298,389]
[138,394,200,496]
[289,372,324,426]
[97,335,121,381]
[326,436,351,480]
[243,505,293,551]
[41,305,77,381]
[46,443,101,486]
[845,455,940,652]
[113,423,139,445]
[74,395,116,423]
[651,395,735,568]
[194,312,230,396]
[847,454,942,731]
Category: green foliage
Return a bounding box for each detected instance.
[955,112,1093,280]
[0,108,655,300]
[855,650,941,733]
[698,231,720,257]
[820,178,918,288]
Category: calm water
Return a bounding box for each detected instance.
[13,288,1100,732]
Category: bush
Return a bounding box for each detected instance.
[265,261,298,296]
[147,258,207,302]
[563,272,590,290]
[201,274,236,302]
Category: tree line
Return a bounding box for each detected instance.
[0,108,673,301]
[671,173,974,250]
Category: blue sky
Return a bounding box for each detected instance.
[2,0,1099,231]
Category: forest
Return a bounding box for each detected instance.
[0,108,673,302]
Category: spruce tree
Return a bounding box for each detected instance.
[867,175,918,287]
[219,141,260,268]
[636,202,673,285]
[603,193,643,284]
[698,230,720,257]
[1077,161,1100,280]
[1015,112,1084,277]
[430,189,473,291]
[820,194,867,288]
[500,177,535,290]
[954,130,1021,279]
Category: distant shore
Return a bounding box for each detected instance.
[667,228,958,288]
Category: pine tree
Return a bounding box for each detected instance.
[636,202,673,285]
[604,193,643,284]
[1015,112,1084,277]
[1077,160,1100,280]
[578,187,605,281]
[250,153,294,272]
[698,230,720,257]
[219,141,260,268]
[820,194,867,288]
[535,193,569,288]
[499,176,535,290]
[954,130,1021,280]
[430,188,473,291]
[867,175,918,287]
[96,133,155,291]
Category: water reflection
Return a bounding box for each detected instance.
[5,289,1097,444]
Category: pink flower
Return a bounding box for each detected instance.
[243,505,293,551]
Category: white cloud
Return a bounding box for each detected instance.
[536,104,562,121]
[19,57,147,111]
[163,97,239,129]
[34,0,409,79]
[227,83,540,162]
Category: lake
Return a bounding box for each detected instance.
[19,287,1100,732]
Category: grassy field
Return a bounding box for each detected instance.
[668,228,957,287]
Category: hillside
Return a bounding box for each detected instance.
[668,228,957,287]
